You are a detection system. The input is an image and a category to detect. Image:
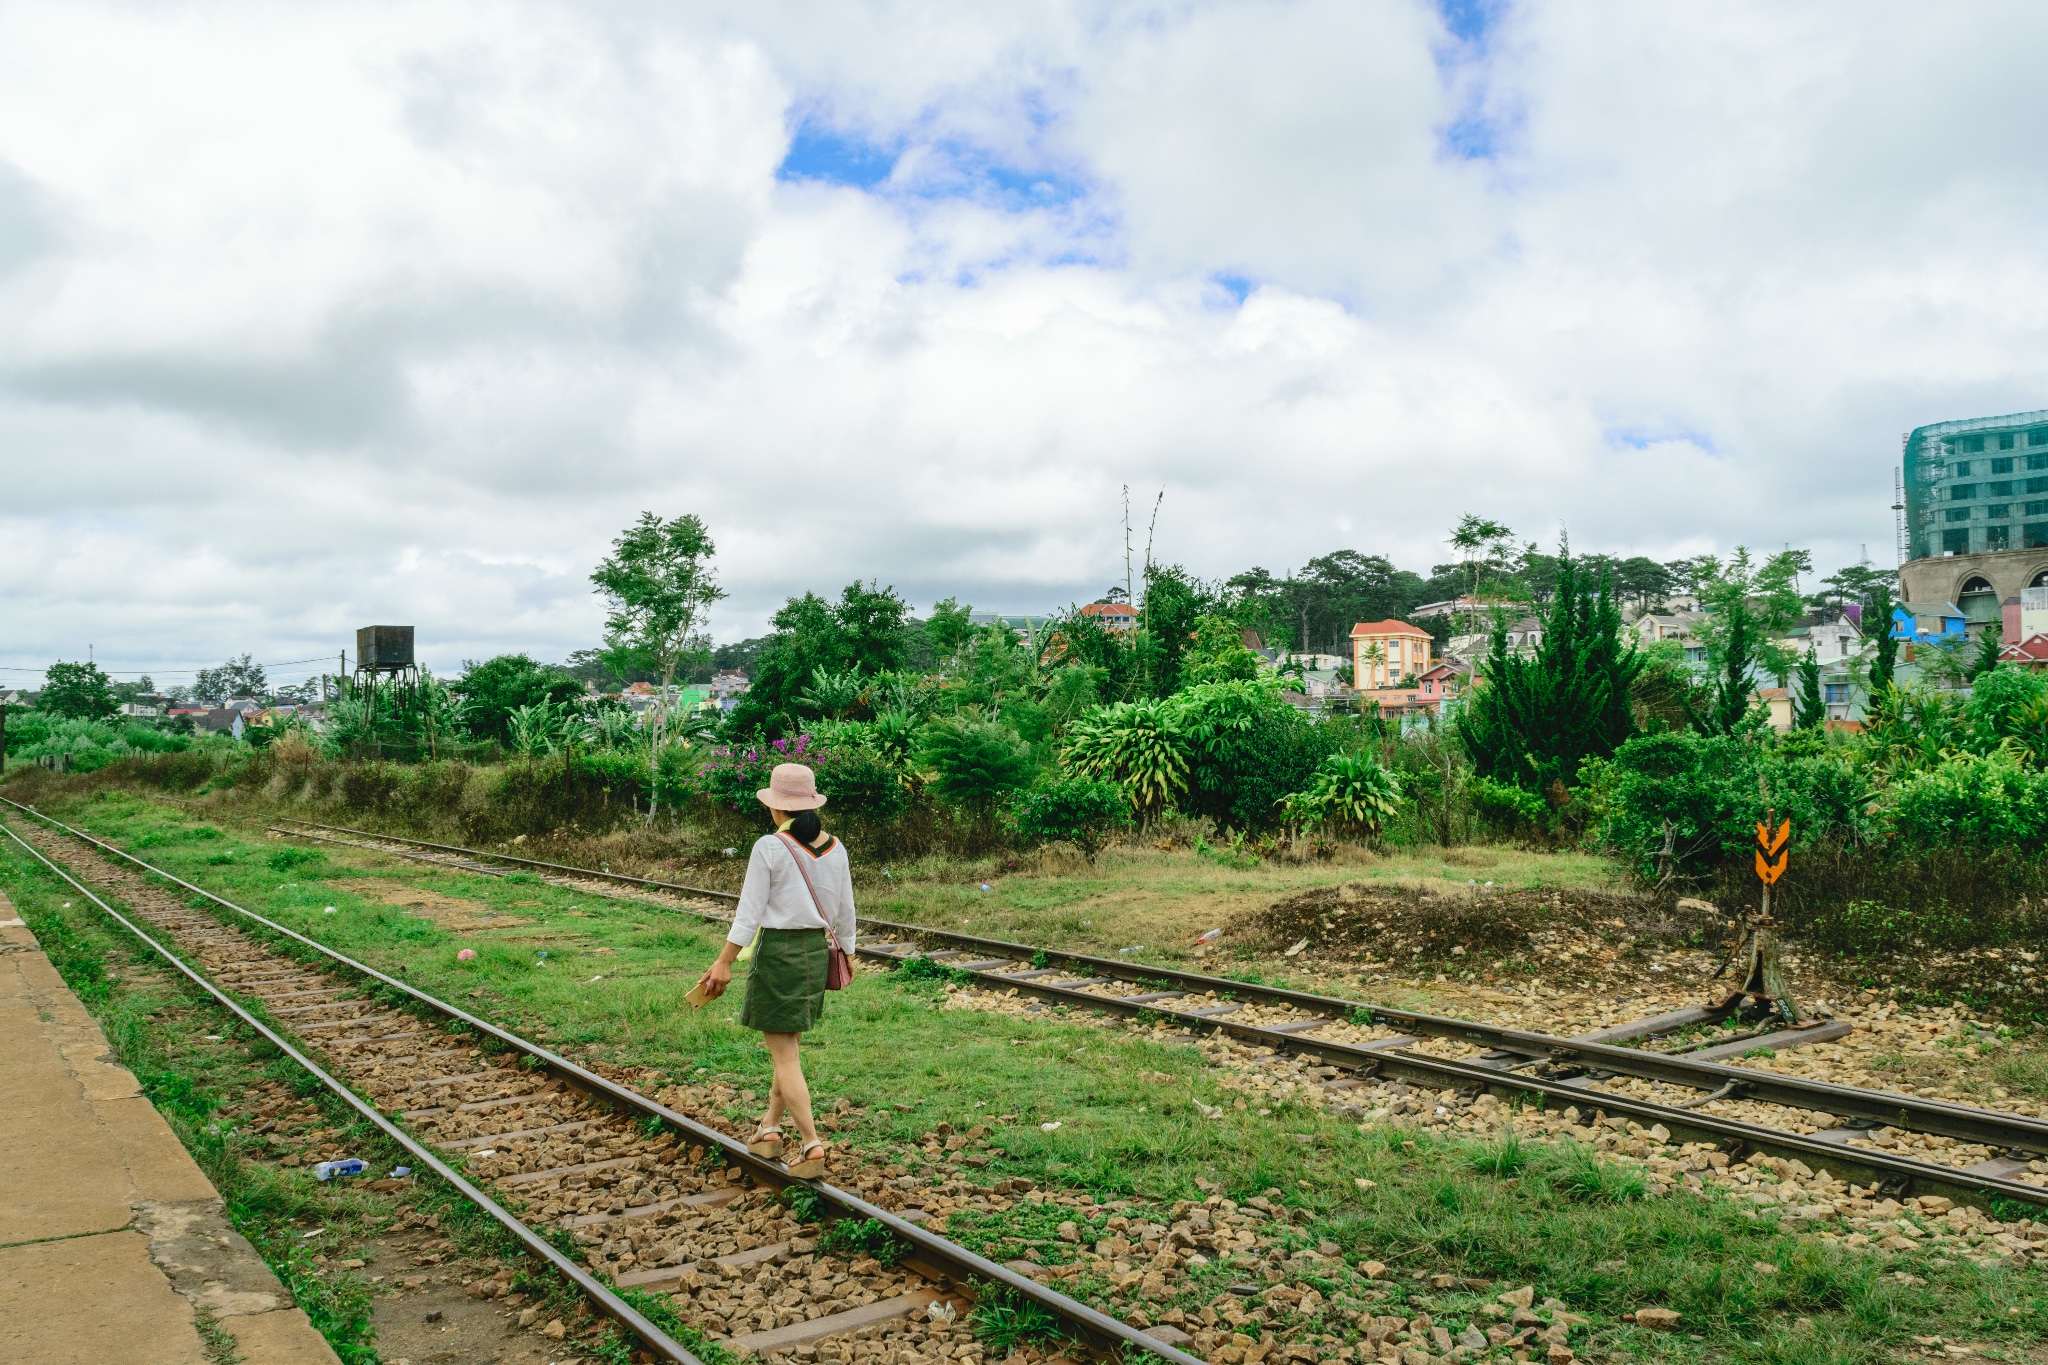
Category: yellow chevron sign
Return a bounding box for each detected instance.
[1754,819,1790,885]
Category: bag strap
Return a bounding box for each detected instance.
[775,832,842,952]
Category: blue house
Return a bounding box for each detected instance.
[1893,601,1967,643]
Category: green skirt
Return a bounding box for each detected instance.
[738,928,828,1033]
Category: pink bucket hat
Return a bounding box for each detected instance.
[757,762,827,811]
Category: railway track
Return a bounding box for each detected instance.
[259,816,2048,1215]
[0,801,1202,1365]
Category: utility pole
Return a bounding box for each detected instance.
[1122,485,1133,607]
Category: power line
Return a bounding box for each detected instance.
[0,655,337,678]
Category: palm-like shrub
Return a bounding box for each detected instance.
[1058,700,1188,820]
[798,666,867,720]
[584,705,642,751]
[507,700,574,756]
[1283,751,1402,837]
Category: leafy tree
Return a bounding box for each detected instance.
[590,511,726,817]
[108,675,158,708]
[1688,547,1806,734]
[1181,615,1262,686]
[1039,604,1146,703]
[1228,552,1433,656]
[924,597,976,666]
[1966,664,2048,755]
[1168,679,1334,831]
[712,637,773,675]
[1629,641,1703,732]
[194,654,268,704]
[949,625,1040,723]
[836,580,913,675]
[730,582,913,734]
[458,654,583,744]
[1014,778,1130,860]
[1456,542,1642,792]
[1138,562,1214,695]
[1810,563,1892,617]
[916,718,1034,825]
[1794,646,1826,730]
[1919,634,1975,690]
[39,661,118,720]
[1615,557,1677,614]
[1968,624,2004,682]
[1450,514,1518,628]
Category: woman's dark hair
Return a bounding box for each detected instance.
[783,808,823,843]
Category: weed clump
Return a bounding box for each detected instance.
[814,1217,909,1266]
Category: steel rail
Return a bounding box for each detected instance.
[0,819,705,1365]
[267,817,740,902]
[2,799,1204,1365]
[909,954,2048,1215]
[267,817,2048,1161]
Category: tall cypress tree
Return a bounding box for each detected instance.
[1865,582,1898,697]
[1456,540,1644,792]
[1794,646,1826,729]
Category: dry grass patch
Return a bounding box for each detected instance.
[349,878,532,930]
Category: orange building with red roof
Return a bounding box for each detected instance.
[1349,619,1434,689]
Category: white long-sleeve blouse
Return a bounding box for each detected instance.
[726,831,857,953]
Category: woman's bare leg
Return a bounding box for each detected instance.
[762,1032,819,1148]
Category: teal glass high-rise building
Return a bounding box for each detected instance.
[1902,409,2048,561]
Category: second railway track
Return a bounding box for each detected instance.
[258,815,2048,1215]
[0,800,1202,1365]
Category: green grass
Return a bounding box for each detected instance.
[1994,1049,2048,1101]
[8,790,2048,1364]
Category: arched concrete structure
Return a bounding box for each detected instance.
[1899,548,2048,615]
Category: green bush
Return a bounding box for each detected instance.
[1169,679,1334,832]
[1586,730,1872,881]
[810,742,909,821]
[1013,777,1129,858]
[581,746,654,801]
[2,716,194,772]
[1468,774,1549,840]
[1883,749,2048,849]
[917,718,1034,820]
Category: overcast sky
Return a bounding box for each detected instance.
[6,1,2048,689]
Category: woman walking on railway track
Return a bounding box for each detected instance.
[693,762,855,1179]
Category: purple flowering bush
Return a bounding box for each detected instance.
[675,733,816,811]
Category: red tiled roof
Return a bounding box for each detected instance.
[1349,619,1431,638]
[2001,633,2048,662]
[1080,602,1136,617]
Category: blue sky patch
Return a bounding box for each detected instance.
[1432,0,1512,161]
[778,119,898,188]
[1211,273,1254,305]
[1607,424,1718,453]
[1436,0,1503,47]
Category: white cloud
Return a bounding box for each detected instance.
[3,0,2046,682]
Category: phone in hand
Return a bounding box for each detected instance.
[685,980,714,1009]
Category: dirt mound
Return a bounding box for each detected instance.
[1231,881,1721,982]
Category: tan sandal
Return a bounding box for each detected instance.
[785,1140,827,1179]
[747,1126,785,1159]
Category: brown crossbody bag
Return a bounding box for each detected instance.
[776,832,855,990]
